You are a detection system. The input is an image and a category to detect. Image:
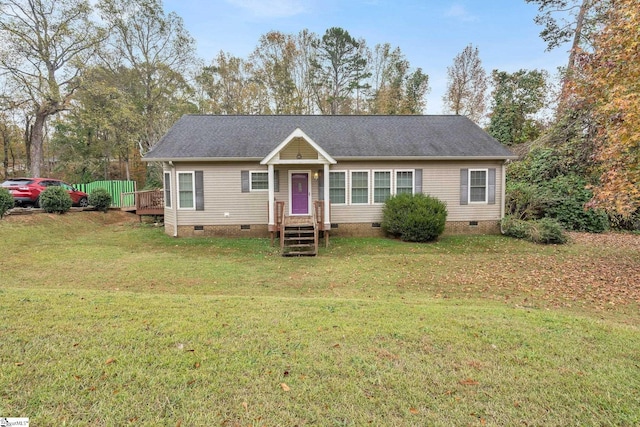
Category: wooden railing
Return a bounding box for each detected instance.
[121,190,164,215]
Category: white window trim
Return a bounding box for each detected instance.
[469,168,488,204]
[394,169,415,195]
[329,170,347,205]
[177,171,196,210]
[373,169,393,204]
[249,170,269,192]
[350,170,370,205]
[164,171,172,208]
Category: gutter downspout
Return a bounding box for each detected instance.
[168,161,178,238]
[500,160,507,235]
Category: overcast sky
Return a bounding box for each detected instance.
[163,0,570,114]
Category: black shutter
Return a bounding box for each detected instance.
[318,170,324,201]
[488,168,496,205]
[414,169,423,194]
[460,169,468,205]
[241,170,250,193]
[195,171,204,211]
[274,169,279,192]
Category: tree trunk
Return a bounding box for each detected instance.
[29,112,46,177]
[1,124,8,179]
[559,0,590,111]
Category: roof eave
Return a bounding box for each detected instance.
[142,157,264,162]
[143,155,518,163]
[333,155,519,161]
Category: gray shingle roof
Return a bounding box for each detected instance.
[143,115,516,161]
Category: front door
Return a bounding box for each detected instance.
[291,173,309,215]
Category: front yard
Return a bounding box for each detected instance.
[1,212,638,425]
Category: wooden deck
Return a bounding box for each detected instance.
[120,190,164,216]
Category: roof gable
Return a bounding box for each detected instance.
[260,128,337,165]
[143,115,516,161]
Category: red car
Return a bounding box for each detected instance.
[1,178,89,208]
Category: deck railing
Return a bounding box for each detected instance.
[121,189,164,215]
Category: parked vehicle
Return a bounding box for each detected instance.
[1,178,89,208]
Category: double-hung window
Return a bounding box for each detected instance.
[164,172,172,208]
[373,171,391,203]
[177,172,195,209]
[351,171,369,204]
[395,170,414,195]
[329,171,346,204]
[250,171,269,191]
[469,169,488,203]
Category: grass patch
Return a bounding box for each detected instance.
[1,212,639,425]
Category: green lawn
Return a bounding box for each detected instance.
[1,212,639,426]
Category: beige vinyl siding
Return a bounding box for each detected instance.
[423,161,503,222]
[170,162,269,226]
[327,160,504,224]
[280,138,319,160]
[165,160,504,228]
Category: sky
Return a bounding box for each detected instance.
[162,0,571,114]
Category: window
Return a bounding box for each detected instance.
[373,171,391,203]
[469,169,487,203]
[351,171,369,204]
[395,170,414,195]
[178,172,195,209]
[250,171,269,191]
[164,172,171,208]
[329,171,346,204]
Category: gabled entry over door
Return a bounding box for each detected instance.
[290,172,310,215]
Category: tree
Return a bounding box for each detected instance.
[487,69,549,145]
[0,0,106,177]
[196,51,268,115]
[98,0,197,155]
[443,44,488,123]
[310,27,370,114]
[525,0,606,108]
[250,31,298,114]
[573,0,640,216]
[368,44,409,114]
[51,66,142,182]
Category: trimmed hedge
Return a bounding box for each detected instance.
[39,186,72,214]
[0,187,14,219]
[382,193,447,242]
[89,188,112,213]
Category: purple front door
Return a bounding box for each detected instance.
[291,173,309,215]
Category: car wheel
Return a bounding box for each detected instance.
[78,197,89,208]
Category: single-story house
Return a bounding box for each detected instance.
[142,115,516,247]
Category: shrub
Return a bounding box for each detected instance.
[544,174,609,233]
[89,188,112,212]
[382,193,447,242]
[39,186,72,214]
[0,187,15,219]
[501,215,567,244]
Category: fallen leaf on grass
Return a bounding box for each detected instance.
[15,362,24,366]
[280,383,290,392]
[242,401,248,412]
[105,358,116,365]
[459,378,479,386]
[409,407,419,414]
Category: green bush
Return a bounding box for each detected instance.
[39,186,72,214]
[501,215,567,244]
[0,187,15,219]
[544,174,609,233]
[382,193,447,242]
[89,188,112,212]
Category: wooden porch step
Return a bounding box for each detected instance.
[281,222,318,256]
